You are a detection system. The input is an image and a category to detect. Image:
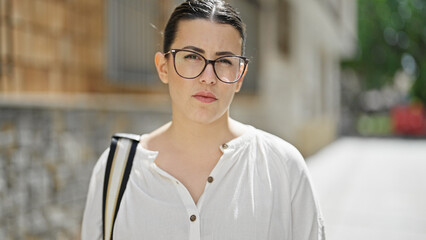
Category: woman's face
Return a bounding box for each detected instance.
[155,19,246,125]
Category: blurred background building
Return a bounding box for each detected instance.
[1,0,424,239]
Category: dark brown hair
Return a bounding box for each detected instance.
[163,0,246,54]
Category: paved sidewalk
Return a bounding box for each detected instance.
[307,137,426,240]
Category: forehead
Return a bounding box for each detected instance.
[173,19,243,54]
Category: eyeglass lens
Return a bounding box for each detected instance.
[173,50,245,83]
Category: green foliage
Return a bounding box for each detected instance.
[343,0,426,104]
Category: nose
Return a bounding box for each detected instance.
[199,62,217,85]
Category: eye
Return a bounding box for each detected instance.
[183,54,202,61]
[217,58,233,65]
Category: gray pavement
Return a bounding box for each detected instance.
[307,137,426,240]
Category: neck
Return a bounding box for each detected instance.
[167,112,238,151]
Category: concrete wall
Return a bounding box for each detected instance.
[0,103,171,239]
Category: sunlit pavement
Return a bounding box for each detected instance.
[306,137,426,240]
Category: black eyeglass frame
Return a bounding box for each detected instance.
[164,49,249,84]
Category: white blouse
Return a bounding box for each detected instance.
[81,126,325,240]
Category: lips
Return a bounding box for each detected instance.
[192,91,218,103]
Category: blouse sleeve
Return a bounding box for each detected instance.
[287,146,326,240]
[81,149,109,240]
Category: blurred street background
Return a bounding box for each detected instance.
[0,0,425,239]
[307,137,426,240]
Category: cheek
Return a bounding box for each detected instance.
[221,86,238,103]
[168,80,181,98]
[168,77,191,102]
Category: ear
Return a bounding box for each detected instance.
[234,65,248,93]
[155,52,169,84]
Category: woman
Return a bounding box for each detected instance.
[82,0,325,239]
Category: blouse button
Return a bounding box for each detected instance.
[221,143,228,149]
[207,176,214,183]
[190,215,197,222]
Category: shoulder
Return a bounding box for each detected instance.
[252,128,304,161]
[249,127,307,174]
[248,128,314,195]
[89,132,148,184]
[91,132,143,178]
[88,148,110,185]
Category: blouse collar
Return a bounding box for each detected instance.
[136,124,256,163]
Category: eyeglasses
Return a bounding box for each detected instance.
[164,49,249,84]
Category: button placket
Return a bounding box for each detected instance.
[152,164,201,239]
[203,142,234,195]
[173,178,201,239]
[187,210,200,239]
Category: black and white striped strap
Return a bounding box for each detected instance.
[102,133,140,240]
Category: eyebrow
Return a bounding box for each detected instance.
[182,46,236,56]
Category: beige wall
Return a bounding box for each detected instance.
[232,0,357,156]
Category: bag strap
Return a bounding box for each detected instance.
[102,133,140,240]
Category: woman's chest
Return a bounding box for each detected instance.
[112,165,292,239]
[154,152,222,204]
